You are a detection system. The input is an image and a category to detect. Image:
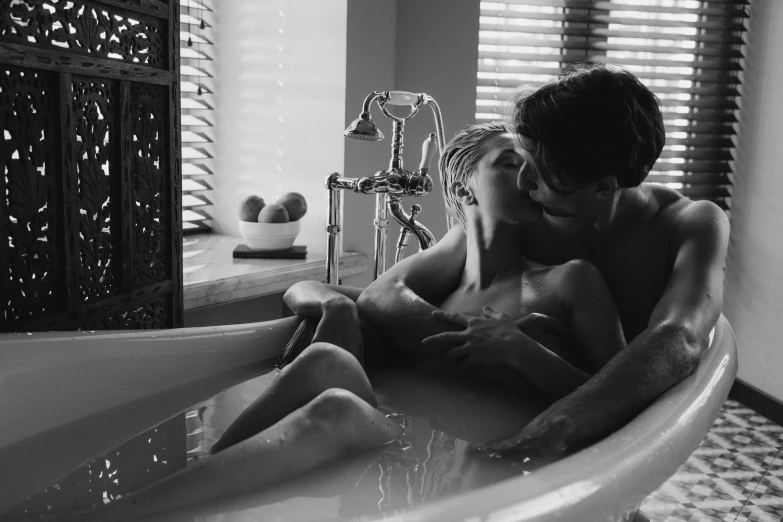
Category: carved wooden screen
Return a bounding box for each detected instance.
[0,0,184,331]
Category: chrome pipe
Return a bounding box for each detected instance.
[389,118,404,171]
[373,192,388,280]
[325,173,343,285]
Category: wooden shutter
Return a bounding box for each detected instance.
[477,0,750,210]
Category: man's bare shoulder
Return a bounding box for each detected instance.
[645,184,730,251]
[646,184,721,221]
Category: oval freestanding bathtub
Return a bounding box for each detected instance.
[0,314,737,521]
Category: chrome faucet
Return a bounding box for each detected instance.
[326,91,446,284]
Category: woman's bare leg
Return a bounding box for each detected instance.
[210,342,374,453]
[77,389,402,522]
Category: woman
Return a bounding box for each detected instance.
[79,123,625,520]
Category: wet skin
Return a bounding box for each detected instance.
[508,184,683,341]
[413,133,625,391]
[512,144,688,341]
[358,134,730,463]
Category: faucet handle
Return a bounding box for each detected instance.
[387,91,421,106]
[409,204,422,221]
[419,133,437,173]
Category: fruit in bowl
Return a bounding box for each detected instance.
[257,203,290,223]
[277,192,307,222]
[237,196,266,222]
[237,193,307,251]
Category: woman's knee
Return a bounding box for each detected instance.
[307,389,369,430]
[305,389,401,447]
[284,343,375,405]
[293,342,360,376]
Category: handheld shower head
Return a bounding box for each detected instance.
[344,113,384,141]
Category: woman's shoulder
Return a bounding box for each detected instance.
[533,259,607,303]
[534,258,602,282]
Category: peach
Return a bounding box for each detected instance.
[237,196,266,222]
[257,203,290,223]
[276,192,307,222]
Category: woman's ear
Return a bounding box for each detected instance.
[594,176,618,200]
[450,181,476,205]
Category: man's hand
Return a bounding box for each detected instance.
[423,307,575,367]
[471,408,573,467]
[422,307,534,368]
[423,307,590,397]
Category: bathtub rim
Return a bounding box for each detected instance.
[0,315,737,521]
[0,317,303,515]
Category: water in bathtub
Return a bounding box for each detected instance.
[9,365,549,521]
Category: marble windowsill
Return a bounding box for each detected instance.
[183,234,369,311]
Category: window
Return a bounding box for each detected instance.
[477,0,750,211]
[180,0,215,234]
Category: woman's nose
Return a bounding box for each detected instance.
[517,166,537,191]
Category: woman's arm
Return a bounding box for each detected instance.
[283,281,359,318]
[554,260,627,372]
[357,226,468,352]
[283,281,364,359]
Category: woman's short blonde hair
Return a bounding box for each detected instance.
[439,121,509,228]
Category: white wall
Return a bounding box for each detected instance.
[212,0,347,253]
[342,0,481,286]
[723,1,783,401]
[342,0,398,288]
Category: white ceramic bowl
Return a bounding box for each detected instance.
[238,219,301,251]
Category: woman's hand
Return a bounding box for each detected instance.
[313,299,364,364]
[283,281,364,362]
[283,281,354,319]
[422,306,536,368]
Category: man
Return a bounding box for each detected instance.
[357,63,730,461]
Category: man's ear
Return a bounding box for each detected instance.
[451,181,476,205]
[594,176,618,200]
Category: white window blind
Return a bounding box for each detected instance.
[477,0,750,210]
[180,0,215,234]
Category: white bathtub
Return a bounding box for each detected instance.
[0,314,737,521]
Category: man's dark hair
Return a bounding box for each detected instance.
[512,63,665,191]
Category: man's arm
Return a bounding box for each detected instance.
[356,226,468,352]
[484,201,730,459]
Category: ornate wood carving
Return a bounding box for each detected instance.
[0,0,166,67]
[0,67,67,326]
[130,84,168,286]
[0,0,183,332]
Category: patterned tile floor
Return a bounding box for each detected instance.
[640,399,783,522]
